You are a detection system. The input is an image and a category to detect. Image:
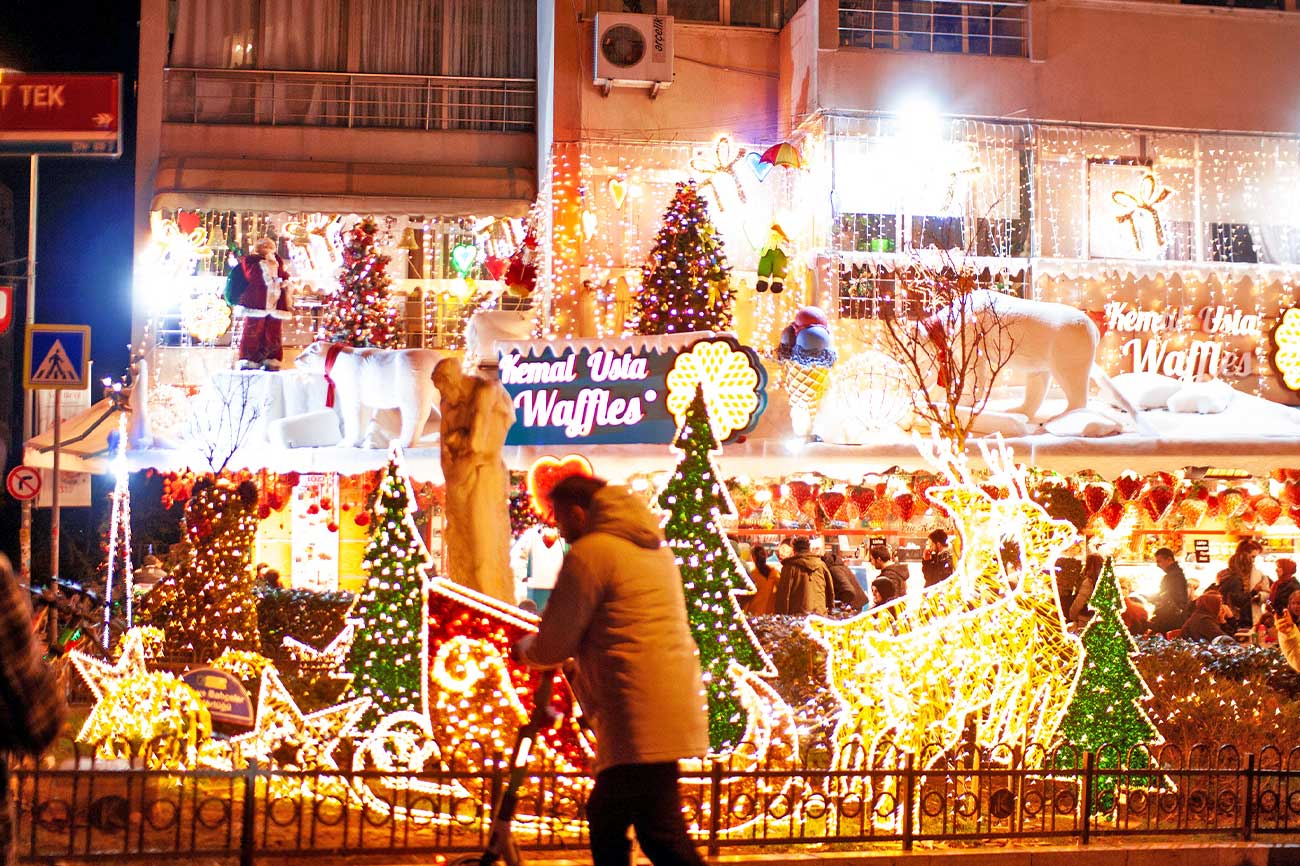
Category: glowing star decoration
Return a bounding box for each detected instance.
[664,338,765,442]
[180,293,232,342]
[209,649,274,682]
[232,667,370,779]
[526,454,594,522]
[1270,307,1300,392]
[76,670,212,769]
[70,625,153,700]
[282,623,356,684]
[657,385,782,752]
[1111,172,1172,250]
[805,433,1083,827]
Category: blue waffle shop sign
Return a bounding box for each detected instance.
[499,334,766,446]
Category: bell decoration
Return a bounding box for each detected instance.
[399,226,420,250]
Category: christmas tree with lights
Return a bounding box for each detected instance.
[343,455,431,726]
[658,385,773,751]
[140,477,261,658]
[1054,556,1162,798]
[633,180,733,335]
[318,217,402,348]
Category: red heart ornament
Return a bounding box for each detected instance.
[1143,484,1176,524]
[818,491,846,522]
[849,485,876,513]
[788,481,817,509]
[176,211,201,234]
[1255,496,1283,526]
[894,492,918,523]
[1100,501,1125,530]
[1082,484,1111,516]
[1289,506,1300,525]
[528,455,595,523]
[1282,481,1300,507]
[1114,474,1143,503]
[542,530,559,549]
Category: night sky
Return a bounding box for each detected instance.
[1,2,140,575]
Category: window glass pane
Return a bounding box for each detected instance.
[668,0,721,21]
[731,0,778,27]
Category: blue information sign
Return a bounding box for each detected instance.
[23,324,91,390]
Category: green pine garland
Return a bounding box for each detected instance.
[343,457,430,726]
[658,385,773,751]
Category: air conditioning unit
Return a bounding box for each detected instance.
[593,12,674,95]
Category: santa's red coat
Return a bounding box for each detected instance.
[236,253,292,319]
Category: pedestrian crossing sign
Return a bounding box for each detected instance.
[24,324,91,390]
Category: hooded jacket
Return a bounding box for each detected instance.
[773,553,836,615]
[517,485,709,773]
[1181,594,1227,642]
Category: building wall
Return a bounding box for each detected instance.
[812,0,1300,135]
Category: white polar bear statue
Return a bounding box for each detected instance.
[295,341,444,447]
[918,290,1142,427]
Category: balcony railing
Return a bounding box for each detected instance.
[839,0,1029,56]
[164,67,536,133]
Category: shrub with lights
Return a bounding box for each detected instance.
[632,180,733,335]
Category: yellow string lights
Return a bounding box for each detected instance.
[806,434,1084,826]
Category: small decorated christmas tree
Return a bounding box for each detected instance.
[318,218,402,348]
[633,180,733,335]
[658,385,773,751]
[343,454,431,726]
[1054,556,1163,797]
[140,477,261,658]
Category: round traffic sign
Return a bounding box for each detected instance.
[6,466,42,502]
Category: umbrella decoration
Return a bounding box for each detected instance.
[758,141,804,170]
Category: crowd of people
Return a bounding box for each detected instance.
[743,530,955,617]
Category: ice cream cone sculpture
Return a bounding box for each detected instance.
[778,306,837,438]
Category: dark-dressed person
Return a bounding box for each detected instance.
[774,538,836,616]
[921,529,954,587]
[869,545,910,598]
[1068,554,1104,629]
[744,544,778,615]
[513,476,709,866]
[871,578,897,608]
[1,554,66,866]
[1181,592,1228,642]
[1270,558,1299,618]
[1150,547,1189,633]
[824,548,868,611]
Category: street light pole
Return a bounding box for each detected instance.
[21,154,38,589]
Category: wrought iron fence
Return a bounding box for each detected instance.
[164,68,536,133]
[13,737,1300,863]
[838,0,1029,56]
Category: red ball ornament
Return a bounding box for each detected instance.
[307,503,320,516]
[257,504,271,520]
[327,521,339,533]
[354,512,371,527]
[320,497,333,511]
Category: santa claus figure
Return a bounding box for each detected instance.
[235,237,293,370]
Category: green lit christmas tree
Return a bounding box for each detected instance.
[658,385,773,752]
[1054,556,1163,798]
[318,217,402,348]
[633,180,733,335]
[343,454,430,726]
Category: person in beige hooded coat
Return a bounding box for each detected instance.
[515,475,710,866]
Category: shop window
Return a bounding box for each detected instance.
[1208,223,1258,264]
[838,0,1028,56]
[835,213,898,252]
[974,218,1028,257]
[1181,0,1284,8]
[1160,220,1196,262]
[668,0,722,20]
[910,215,964,251]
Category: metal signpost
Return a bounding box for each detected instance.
[23,324,91,586]
[0,71,121,585]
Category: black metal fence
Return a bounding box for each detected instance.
[13,738,1300,864]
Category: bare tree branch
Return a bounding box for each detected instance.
[190,374,266,473]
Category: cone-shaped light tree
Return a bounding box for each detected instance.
[633,180,733,335]
[658,385,774,751]
[1054,557,1163,797]
[318,217,402,348]
[343,454,431,726]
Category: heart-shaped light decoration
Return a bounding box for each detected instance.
[527,454,595,523]
[542,529,559,549]
[483,254,507,282]
[1114,473,1143,503]
[607,177,628,209]
[581,210,599,241]
[450,242,479,277]
[1255,495,1283,526]
[744,150,773,183]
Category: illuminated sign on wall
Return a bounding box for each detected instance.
[499,333,766,446]
[1102,302,1258,381]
